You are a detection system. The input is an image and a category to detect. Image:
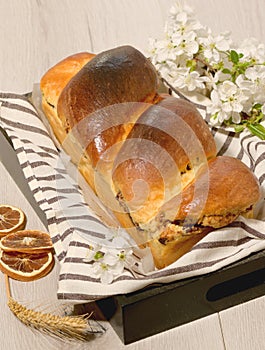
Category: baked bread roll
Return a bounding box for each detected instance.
[40,52,95,144]
[45,46,160,191]
[57,45,159,131]
[112,96,217,228]
[40,45,261,269]
[110,95,217,246]
[148,156,261,268]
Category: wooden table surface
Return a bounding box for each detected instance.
[0,1,265,349]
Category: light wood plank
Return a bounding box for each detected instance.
[1,0,264,92]
[188,0,265,44]
[220,297,265,350]
[124,314,225,350]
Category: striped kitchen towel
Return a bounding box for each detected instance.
[0,91,265,302]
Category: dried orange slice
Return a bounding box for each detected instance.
[0,205,26,236]
[0,230,53,254]
[0,250,54,281]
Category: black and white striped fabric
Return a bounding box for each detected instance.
[0,92,265,302]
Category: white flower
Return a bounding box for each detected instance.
[83,244,103,262]
[245,66,265,93]
[235,75,254,113]
[84,244,134,284]
[155,60,186,85]
[168,15,202,38]
[236,67,265,109]
[149,38,178,63]
[208,81,249,123]
[149,2,265,138]
[237,37,265,63]
[90,262,118,284]
[167,1,204,34]
[218,81,238,100]
[171,31,199,57]
[244,66,265,96]
[200,32,232,63]
[169,1,194,18]
[173,67,206,92]
[204,70,222,92]
[167,1,194,32]
[95,248,133,284]
[236,73,254,90]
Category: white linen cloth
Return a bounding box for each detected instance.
[0,91,265,302]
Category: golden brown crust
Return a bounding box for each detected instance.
[57,46,159,186]
[176,156,261,223]
[147,155,261,268]
[56,46,159,193]
[152,156,261,227]
[57,45,159,129]
[40,52,95,143]
[148,231,208,269]
[40,52,95,108]
[158,96,217,161]
[112,95,217,225]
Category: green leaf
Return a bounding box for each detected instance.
[222,68,231,75]
[252,103,262,110]
[247,123,265,140]
[255,113,264,123]
[211,112,218,120]
[186,59,197,71]
[233,124,245,133]
[230,50,239,64]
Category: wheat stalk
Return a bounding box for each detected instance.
[5,274,105,341]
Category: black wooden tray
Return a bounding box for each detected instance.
[96,249,265,344]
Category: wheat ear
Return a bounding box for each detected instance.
[5,274,105,341]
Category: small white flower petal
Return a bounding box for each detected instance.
[220,81,237,97]
[90,262,103,276]
[101,270,114,284]
[111,261,125,275]
[231,112,241,124]
[245,67,259,81]
[222,102,233,113]
[186,40,199,54]
[232,101,244,113]
[103,252,120,265]
[210,89,221,105]
[218,110,229,123]
[176,11,188,24]
[83,251,95,263]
